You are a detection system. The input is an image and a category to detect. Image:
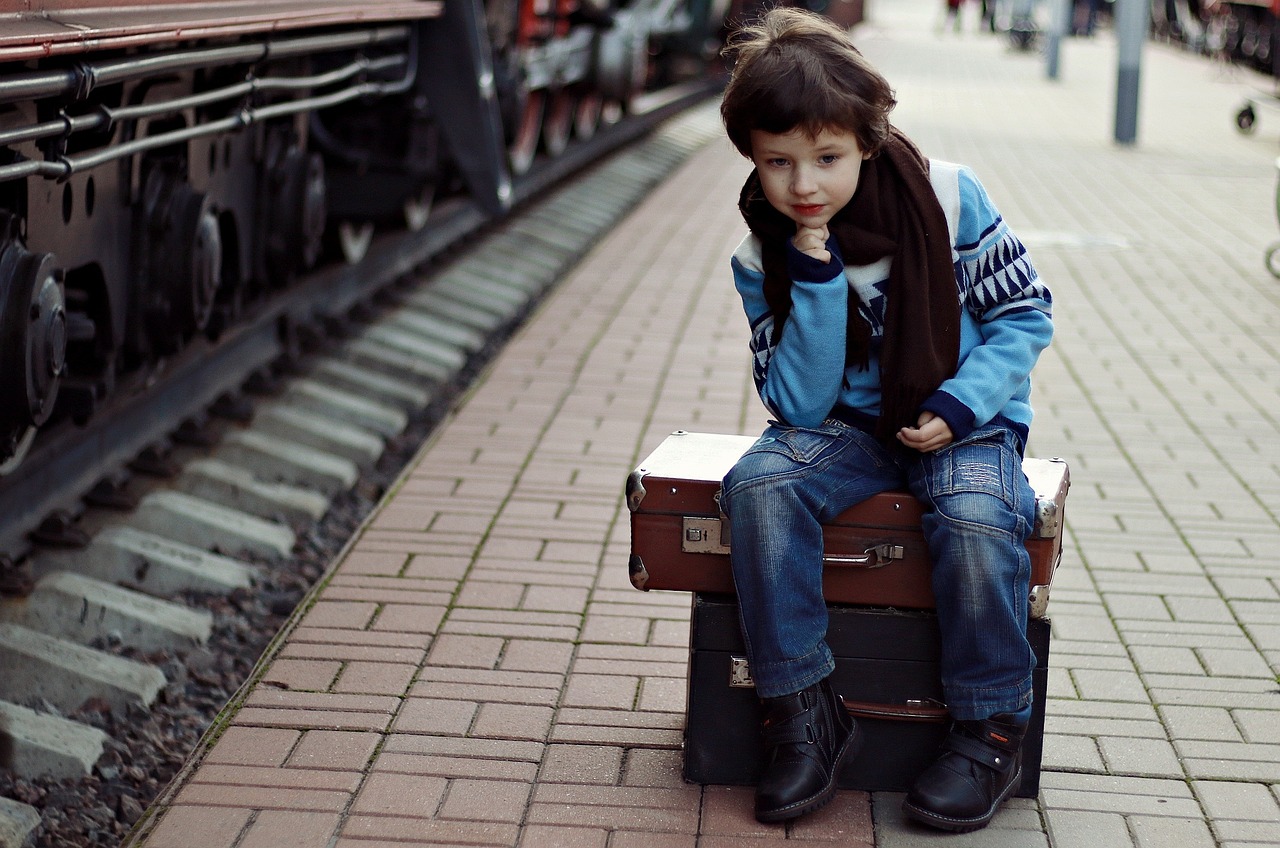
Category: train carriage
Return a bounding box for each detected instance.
[0,0,726,475]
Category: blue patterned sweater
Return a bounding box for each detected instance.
[730,160,1053,443]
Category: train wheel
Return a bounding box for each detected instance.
[543,90,574,157]
[141,170,222,348]
[337,221,375,264]
[0,218,65,474]
[167,190,222,338]
[403,182,435,233]
[509,89,546,176]
[575,92,604,140]
[264,147,327,283]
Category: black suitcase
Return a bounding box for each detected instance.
[684,592,1050,797]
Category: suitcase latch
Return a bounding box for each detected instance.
[682,516,731,555]
[729,656,755,688]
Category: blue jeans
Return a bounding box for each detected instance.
[719,419,1037,721]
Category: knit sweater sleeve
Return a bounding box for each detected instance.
[731,233,848,428]
[922,166,1054,438]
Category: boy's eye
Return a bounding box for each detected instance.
[766,158,790,168]
[819,154,839,165]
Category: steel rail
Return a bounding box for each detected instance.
[0,79,720,567]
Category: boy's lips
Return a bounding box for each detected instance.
[793,204,824,216]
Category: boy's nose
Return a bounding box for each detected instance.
[791,171,817,195]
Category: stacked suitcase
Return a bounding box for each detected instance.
[626,430,1070,796]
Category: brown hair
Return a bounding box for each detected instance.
[720,7,897,158]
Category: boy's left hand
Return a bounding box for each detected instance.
[897,411,953,452]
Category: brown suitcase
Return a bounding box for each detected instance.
[626,430,1069,617]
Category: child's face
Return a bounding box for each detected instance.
[749,125,868,231]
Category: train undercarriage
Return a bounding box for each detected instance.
[0,0,726,478]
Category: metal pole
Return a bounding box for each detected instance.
[1114,0,1148,144]
[1046,0,1071,80]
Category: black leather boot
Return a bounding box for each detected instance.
[754,677,860,823]
[902,713,1026,832]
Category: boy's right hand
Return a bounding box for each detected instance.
[792,225,831,264]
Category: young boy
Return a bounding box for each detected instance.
[717,8,1053,833]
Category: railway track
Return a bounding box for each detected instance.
[0,91,725,848]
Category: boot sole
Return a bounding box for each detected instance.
[901,763,1023,833]
[755,722,863,823]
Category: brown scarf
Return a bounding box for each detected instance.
[738,127,960,444]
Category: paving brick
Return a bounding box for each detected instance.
[300,601,380,630]
[1071,669,1155,703]
[332,661,418,696]
[403,554,472,580]
[456,581,526,609]
[373,752,538,781]
[538,744,623,784]
[392,697,478,736]
[463,699,554,741]
[438,778,531,822]
[143,805,252,848]
[1129,815,1217,848]
[189,764,362,792]
[339,814,519,845]
[578,615,651,645]
[873,792,1048,847]
[1158,705,1244,743]
[287,730,381,771]
[527,784,701,832]
[1129,645,1204,676]
[232,707,392,733]
[442,609,581,641]
[517,824,609,848]
[1097,736,1184,778]
[238,810,342,848]
[336,550,409,576]
[381,733,544,763]
[202,726,300,768]
[1038,773,1201,817]
[1176,739,1280,781]
[621,747,684,787]
[349,771,447,817]
[1196,647,1275,679]
[697,785,781,838]
[285,626,433,650]
[368,603,448,634]
[1193,780,1280,822]
[429,634,506,668]
[1040,809,1136,848]
[1041,733,1105,773]
[173,782,352,812]
[1235,708,1280,744]
[562,673,639,710]
[500,639,576,673]
[261,659,342,692]
[278,641,429,664]
[522,585,590,613]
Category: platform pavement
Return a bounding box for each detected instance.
[124,1,1279,845]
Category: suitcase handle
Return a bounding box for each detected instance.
[842,697,949,723]
[823,543,905,569]
[683,518,906,569]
